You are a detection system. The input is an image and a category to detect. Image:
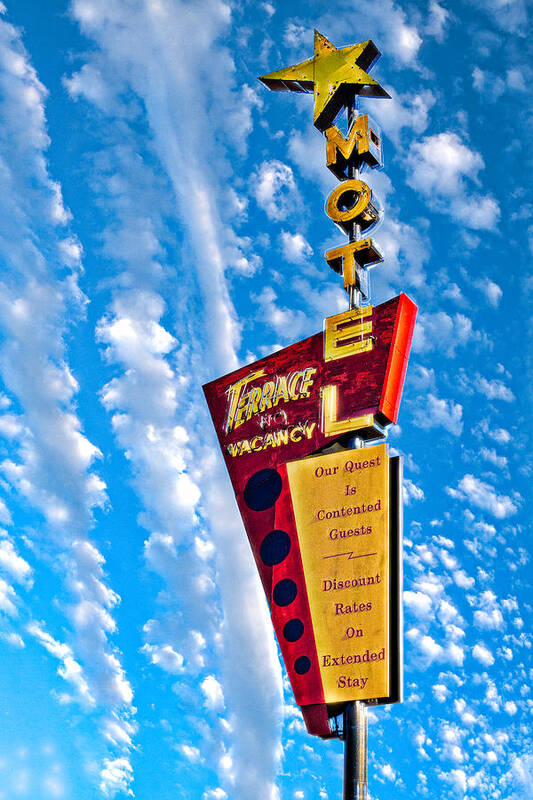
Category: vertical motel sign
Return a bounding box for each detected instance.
[204,32,417,738]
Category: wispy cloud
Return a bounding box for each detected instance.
[0,13,135,795]
[67,1,285,795]
[446,475,519,518]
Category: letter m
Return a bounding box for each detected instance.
[325,115,372,180]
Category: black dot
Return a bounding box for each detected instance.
[283,619,304,642]
[244,469,282,511]
[260,530,291,567]
[272,579,297,607]
[294,656,311,675]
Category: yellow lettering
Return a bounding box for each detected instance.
[299,367,317,398]
[272,375,289,407]
[290,428,304,443]
[244,385,263,422]
[287,370,304,399]
[250,435,263,452]
[225,370,266,433]
[275,429,289,446]
[320,385,374,437]
[325,240,383,290]
[304,422,317,439]
[325,115,382,179]
[264,433,277,450]
[325,179,380,235]
[324,307,373,362]
[260,380,275,411]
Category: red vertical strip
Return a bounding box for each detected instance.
[379,293,417,423]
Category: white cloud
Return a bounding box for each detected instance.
[477,419,512,444]
[365,89,436,146]
[203,789,228,800]
[407,132,500,230]
[472,643,495,666]
[0,576,18,616]
[141,643,184,674]
[0,630,24,648]
[102,714,137,749]
[27,621,95,708]
[201,675,225,711]
[279,231,313,263]
[409,132,482,195]
[412,311,478,357]
[251,160,301,221]
[404,590,432,618]
[433,683,450,702]
[319,1,423,67]
[403,478,425,505]
[475,278,502,307]
[406,628,464,666]
[474,608,505,631]
[453,570,475,590]
[372,216,430,294]
[283,22,308,49]
[0,539,32,585]
[412,393,463,436]
[480,447,507,468]
[99,756,134,798]
[180,744,202,763]
[475,376,515,402]
[379,763,397,781]
[425,0,451,41]
[253,286,310,341]
[0,497,12,525]
[447,475,519,518]
[511,753,533,794]
[473,590,505,631]
[64,62,123,113]
[468,0,528,33]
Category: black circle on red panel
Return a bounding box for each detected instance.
[244,469,282,511]
[273,578,297,606]
[294,656,311,675]
[260,530,291,566]
[283,618,304,642]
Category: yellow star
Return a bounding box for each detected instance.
[259,30,390,131]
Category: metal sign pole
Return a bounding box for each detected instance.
[343,700,368,799]
[343,91,368,800]
[347,94,362,310]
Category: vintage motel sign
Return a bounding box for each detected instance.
[204,30,417,748]
[203,296,415,736]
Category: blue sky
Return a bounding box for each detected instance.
[0,0,530,798]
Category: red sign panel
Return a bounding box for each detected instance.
[203,294,416,736]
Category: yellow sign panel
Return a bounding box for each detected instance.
[287,444,389,703]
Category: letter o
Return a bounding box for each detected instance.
[315,466,324,478]
[325,179,380,234]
